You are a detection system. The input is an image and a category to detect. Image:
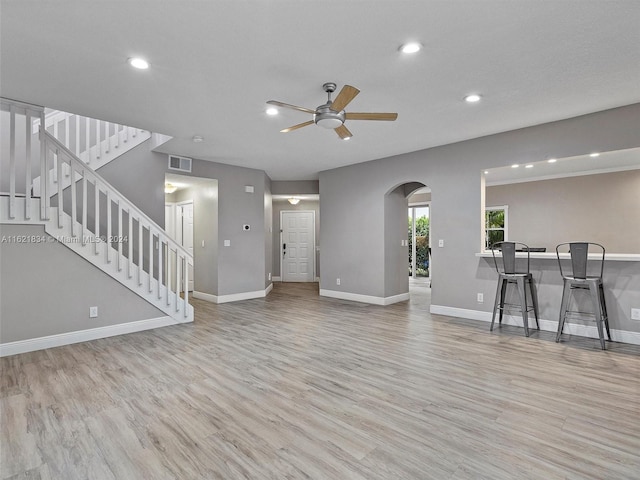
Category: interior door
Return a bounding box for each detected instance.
[178,202,195,291]
[281,211,315,282]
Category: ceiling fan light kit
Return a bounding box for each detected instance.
[267,82,397,139]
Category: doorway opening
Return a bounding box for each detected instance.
[272,195,319,283]
[164,173,218,295]
[408,187,431,288]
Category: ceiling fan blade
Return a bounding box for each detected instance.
[267,100,316,114]
[334,124,353,139]
[280,120,314,133]
[330,85,360,112]
[345,112,398,121]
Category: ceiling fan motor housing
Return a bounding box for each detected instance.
[314,104,345,129]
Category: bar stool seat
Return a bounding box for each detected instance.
[490,242,540,337]
[556,242,610,350]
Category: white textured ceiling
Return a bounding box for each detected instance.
[2,1,639,180]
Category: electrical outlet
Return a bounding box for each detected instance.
[438,239,444,247]
[268,272,271,281]
[477,293,484,303]
[89,306,98,318]
[631,308,640,321]
[336,278,341,286]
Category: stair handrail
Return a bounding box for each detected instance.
[40,128,193,261]
[42,128,193,319]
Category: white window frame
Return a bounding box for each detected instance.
[485,205,508,250]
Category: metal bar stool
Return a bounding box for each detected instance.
[490,242,540,337]
[556,242,610,350]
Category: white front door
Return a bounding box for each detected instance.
[281,211,315,282]
[178,202,195,291]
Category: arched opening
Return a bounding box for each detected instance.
[384,181,430,305]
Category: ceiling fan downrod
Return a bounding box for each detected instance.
[322,82,337,104]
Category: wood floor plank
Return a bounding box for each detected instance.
[2,281,639,479]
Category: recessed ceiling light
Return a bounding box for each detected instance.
[590,152,600,157]
[343,136,351,141]
[464,94,482,103]
[547,158,557,163]
[484,170,489,174]
[511,164,519,168]
[525,164,534,169]
[192,135,204,143]
[266,107,278,116]
[399,42,422,54]
[128,57,149,69]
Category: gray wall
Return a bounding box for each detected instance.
[409,191,431,204]
[486,169,640,253]
[271,180,319,195]
[98,144,167,227]
[101,146,272,297]
[319,103,640,332]
[168,159,270,296]
[272,199,320,279]
[384,185,409,297]
[0,224,164,343]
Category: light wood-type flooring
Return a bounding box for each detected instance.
[2,281,639,479]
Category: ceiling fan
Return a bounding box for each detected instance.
[267,82,398,139]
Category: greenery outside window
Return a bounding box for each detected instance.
[486,205,508,249]
[408,207,430,277]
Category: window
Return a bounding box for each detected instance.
[485,205,508,249]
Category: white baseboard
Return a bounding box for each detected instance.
[320,289,410,306]
[0,316,177,357]
[193,284,273,305]
[192,291,218,303]
[430,305,640,345]
[272,276,320,283]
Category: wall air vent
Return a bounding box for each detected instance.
[168,155,192,173]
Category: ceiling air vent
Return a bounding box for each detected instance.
[168,155,192,173]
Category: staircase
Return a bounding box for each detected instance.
[31,106,151,196]
[1,98,193,325]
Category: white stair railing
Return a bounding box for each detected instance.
[33,109,150,167]
[0,99,46,220]
[42,129,192,320]
[1,98,192,323]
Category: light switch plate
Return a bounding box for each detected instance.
[224,240,231,247]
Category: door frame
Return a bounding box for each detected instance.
[176,200,194,291]
[280,210,316,282]
[408,202,431,280]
